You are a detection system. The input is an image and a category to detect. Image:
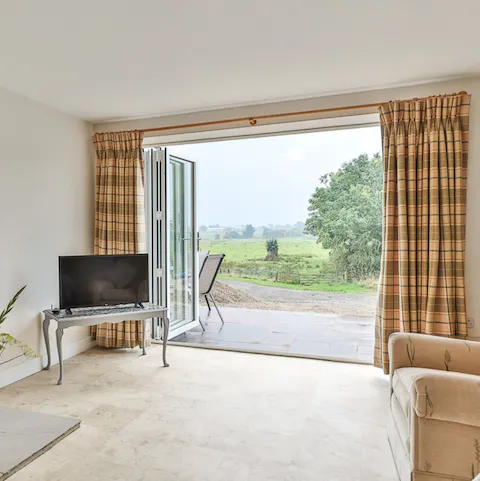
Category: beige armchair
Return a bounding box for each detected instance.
[388,333,480,481]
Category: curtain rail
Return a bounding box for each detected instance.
[139,91,467,134]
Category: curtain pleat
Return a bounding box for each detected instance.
[375,94,470,373]
[90,130,149,349]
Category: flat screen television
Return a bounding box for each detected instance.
[59,254,149,309]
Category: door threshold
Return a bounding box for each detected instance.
[155,339,373,365]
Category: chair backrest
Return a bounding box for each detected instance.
[198,250,210,274]
[199,254,225,295]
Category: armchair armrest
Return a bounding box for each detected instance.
[389,333,480,378]
[412,371,480,427]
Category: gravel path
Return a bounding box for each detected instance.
[214,279,377,317]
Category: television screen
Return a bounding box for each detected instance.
[59,254,149,309]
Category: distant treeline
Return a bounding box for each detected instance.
[202,222,307,241]
[261,228,305,238]
[222,227,307,239]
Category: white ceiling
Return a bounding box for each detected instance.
[1,0,479,122]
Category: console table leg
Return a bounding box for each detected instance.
[163,316,170,367]
[43,317,51,370]
[142,319,147,355]
[56,327,64,385]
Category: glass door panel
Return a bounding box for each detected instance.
[144,148,199,340]
[168,156,196,333]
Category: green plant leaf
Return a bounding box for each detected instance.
[0,285,26,326]
[0,333,36,358]
[0,285,36,360]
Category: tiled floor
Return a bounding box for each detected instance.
[172,306,374,363]
[1,345,397,481]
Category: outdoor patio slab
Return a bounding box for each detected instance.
[199,339,290,353]
[171,307,374,363]
[287,339,332,357]
[262,332,297,347]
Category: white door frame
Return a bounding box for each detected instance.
[142,114,379,147]
[144,148,169,339]
[143,113,379,339]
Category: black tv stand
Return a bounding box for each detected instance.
[134,302,145,309]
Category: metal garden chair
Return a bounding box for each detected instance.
[198,253,225,330]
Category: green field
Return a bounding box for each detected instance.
[217,275,372,294]
[200,236,373,293]
[200,236,328,266]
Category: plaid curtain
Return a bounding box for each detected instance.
[375,93,471,374]
[91,130,150,348]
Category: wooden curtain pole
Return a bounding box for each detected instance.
[139,91,468,134]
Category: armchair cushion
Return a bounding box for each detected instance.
[389,332,480,377]
[393,367,480,427]
[388,333,480,481]
[412,370,480,427]
[392,367,432,420]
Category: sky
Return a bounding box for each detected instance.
[169,126,382,227]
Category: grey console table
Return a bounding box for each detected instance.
[43,304,169,385]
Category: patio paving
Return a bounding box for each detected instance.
[171,306,375,363]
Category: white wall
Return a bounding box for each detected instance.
[0,86,94,387]
[96,76,480,338]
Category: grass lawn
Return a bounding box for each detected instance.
[201,236,376,293]
[200,236,329,269]
[218,275,374,294]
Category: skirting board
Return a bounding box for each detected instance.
[0,337,96,389]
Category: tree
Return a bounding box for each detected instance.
[243,224,255,239]
[265,238,279,259]
[224,228,241,239]
[294,221,305,230]
[262,228,287,238]
[199,225,208,232]
[304,153,382,279]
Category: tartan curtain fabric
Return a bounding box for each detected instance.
[91,130,149,348]
[374,93,471,374]
[93,130,146,254]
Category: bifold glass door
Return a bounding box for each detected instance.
[144,148,199,339]
[168,155,198,335]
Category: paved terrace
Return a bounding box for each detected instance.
[171,306,374,363]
